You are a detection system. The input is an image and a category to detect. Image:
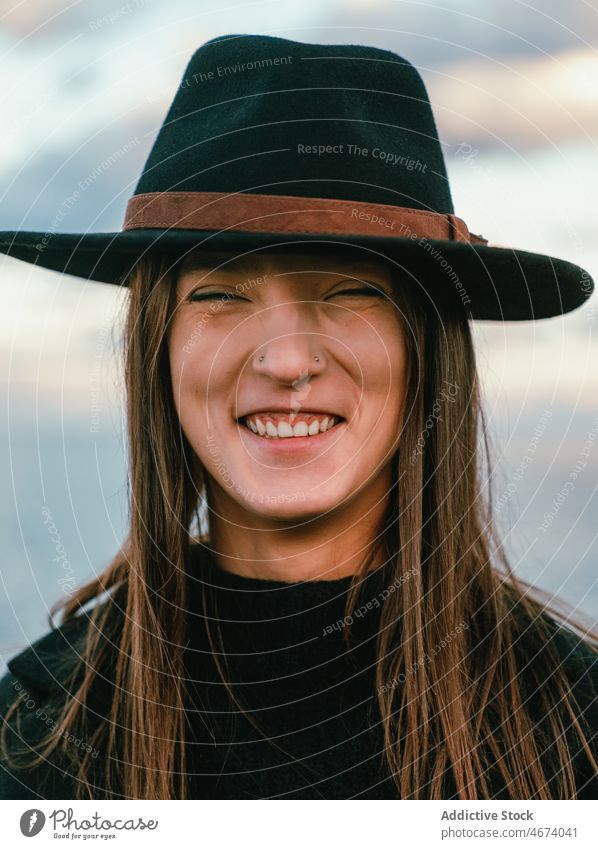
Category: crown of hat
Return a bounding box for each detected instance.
[134,33,455,214]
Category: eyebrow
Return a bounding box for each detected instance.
[181,255,258,273]
[180,254,391,276]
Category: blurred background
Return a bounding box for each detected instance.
[1,0,597,670]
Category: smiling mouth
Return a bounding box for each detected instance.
[236,412,346,439]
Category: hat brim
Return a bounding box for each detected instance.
[0,228,592,321]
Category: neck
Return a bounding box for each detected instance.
[206,472,392,582]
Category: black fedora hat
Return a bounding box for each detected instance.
[0,33,593,321]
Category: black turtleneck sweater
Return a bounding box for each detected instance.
[1,545,597,799]
[183,549,393,799]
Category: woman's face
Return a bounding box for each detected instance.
[168,249,408,522]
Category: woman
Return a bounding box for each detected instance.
[0,33,596,801]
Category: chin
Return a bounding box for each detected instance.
[234,481,354,523]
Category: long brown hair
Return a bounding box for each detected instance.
[3,250,597,799]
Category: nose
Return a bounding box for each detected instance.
[249,285,329,384]
[253,334,325,386]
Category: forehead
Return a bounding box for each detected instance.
[176,247,393,277]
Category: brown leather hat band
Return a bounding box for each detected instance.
[122,190,488,245]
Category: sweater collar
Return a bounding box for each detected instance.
[187,543,385,637]
[196,542,355,598]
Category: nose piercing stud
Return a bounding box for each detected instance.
[258,354,320,362]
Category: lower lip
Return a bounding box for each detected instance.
[236,420,347,452]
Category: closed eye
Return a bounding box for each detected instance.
[188,291,243,302]
[187,284,389,302]
[329,286,387,297]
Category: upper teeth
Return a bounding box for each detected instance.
[243,413,339,438]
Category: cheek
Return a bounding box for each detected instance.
[167,321,206,415]
[168,319,240,430]
[369,335,407,455]
[352,314,407,402]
